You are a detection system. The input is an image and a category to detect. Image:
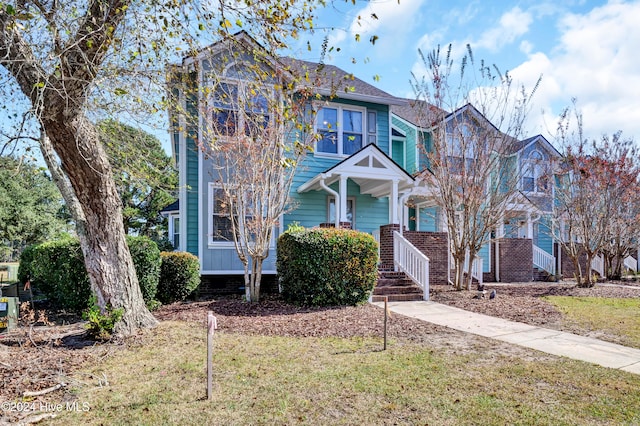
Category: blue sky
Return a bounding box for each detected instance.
[291,0,640,145]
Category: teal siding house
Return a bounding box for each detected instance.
[168,32,565,294]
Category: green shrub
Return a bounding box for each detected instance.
[277,228,378,306]
[20,237,162,312]
[27,238,90,312]
[157,251,200,304]
[126,235,161,303]
[83,295,124,341]
[18,244,38,285]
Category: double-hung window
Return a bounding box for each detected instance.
[210,186,235,244]
[210,81,270,138]
[316,105,370,156]
[522,151,547,193]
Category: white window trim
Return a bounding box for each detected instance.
[314,102,369,158]
[168,213,180,251]
[208,183,236,248]
[207,183,277,249]
[522,150,547,194]
[203,68,273,144]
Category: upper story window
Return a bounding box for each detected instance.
[523,150,548,193]
[316,105,373,156]
[446,122,475,159]
[209,80,270,139]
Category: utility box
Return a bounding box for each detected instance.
[0,282,18,298]
[0,297,19,332]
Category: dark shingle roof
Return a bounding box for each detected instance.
[391,99,447,127]
[278,57,404,105]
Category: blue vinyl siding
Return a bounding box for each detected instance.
[284,98,394,234]
[536,218,554,255]
[418,206,438,232]
[392,116,418,173]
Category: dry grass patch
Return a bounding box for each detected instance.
[544,296,640,349]
[49,321,640,426]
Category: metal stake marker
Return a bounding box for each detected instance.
[384,296,388,351]
[207,311,217,400]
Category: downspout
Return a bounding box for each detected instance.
[318,174,340,228]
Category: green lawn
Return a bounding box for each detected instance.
[50,321,640,426]
[544,296,640,349]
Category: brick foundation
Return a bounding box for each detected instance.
[556,243,588,280]
[378,224,450,285]
[497,238,533,282]
[403,231,450,285]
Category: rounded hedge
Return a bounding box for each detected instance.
[126,235,161,303]
[277,228,378,306]
[157,251,200,304]
[30,238,90,312]
[20,236,162,312]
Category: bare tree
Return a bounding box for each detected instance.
[187,36,319,302]
[553,105,640,286]
[411,45,539,290]
[0,0,329,333]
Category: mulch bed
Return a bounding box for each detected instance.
[1,279,638,423]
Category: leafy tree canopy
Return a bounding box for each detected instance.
[0,156,68,261]
[97,119,177,243]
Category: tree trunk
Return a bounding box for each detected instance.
[42,114,157,335]
[453,256,465,291]
[248,257,263,303]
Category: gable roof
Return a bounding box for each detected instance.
[509,134,562,157]
[297,143,415,198]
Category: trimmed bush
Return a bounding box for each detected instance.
[126,235,161,303]
[20,236,162,312]
[277,228,378,306]
[17,244,38,285]
[157,251,200,304]
[27,238,90,312]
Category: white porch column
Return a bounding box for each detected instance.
[338,176,348,225]
[389,180,399,225]
[497,214,505,238]
[439,208,447,232]
[527,212,534,240]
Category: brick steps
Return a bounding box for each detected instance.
[373,269,424,302]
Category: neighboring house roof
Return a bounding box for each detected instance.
[160,200,179,214]
[510,134,562,158]
[391,99,447,128]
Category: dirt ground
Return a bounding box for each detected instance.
[1,280,638,424]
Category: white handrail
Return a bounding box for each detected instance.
[591,254,605,277]
[624,256,637,272]
[371,229,380,258]
[533,244,556,276]
[393,231,429,300]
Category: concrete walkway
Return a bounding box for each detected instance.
[374,300,640,375]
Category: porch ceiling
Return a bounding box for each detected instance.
[297,144,416,198]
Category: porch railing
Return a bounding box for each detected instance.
[533,244,556,276]
[463,251,483,285]
[592,254,605,278]
[393,231,429,300]
[624,256,637,272]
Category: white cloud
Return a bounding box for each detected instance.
[511,0,640,141]
[347,0,426,40]
[475,7,533,52]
